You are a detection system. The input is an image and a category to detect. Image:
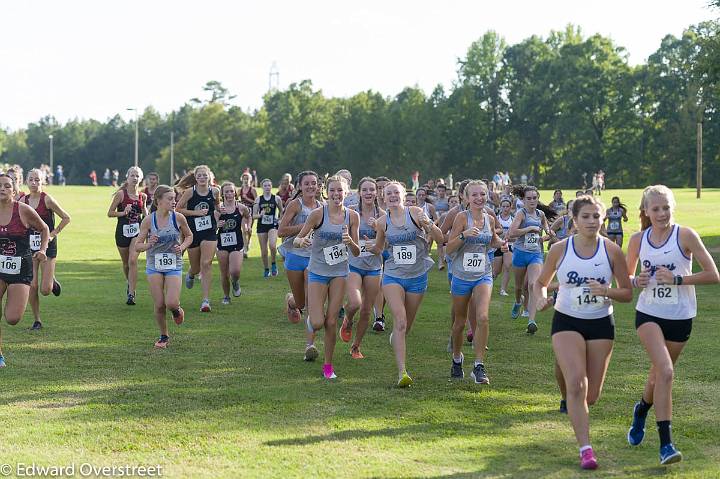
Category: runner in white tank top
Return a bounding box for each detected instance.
[624,185,719,466]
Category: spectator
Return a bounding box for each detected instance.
[56,165,66,186]
[103,168,111,186]
[89,170,97,186]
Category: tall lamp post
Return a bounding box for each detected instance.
[127,108,139,167]
[48,135,54,185]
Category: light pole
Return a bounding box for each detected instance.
[127,108,139,167]
[48,135,54,185]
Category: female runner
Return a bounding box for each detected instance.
[134,185,193,348]
[254,179,283,278]
[536,195,632,469]
[107,166,147,305]
[176,165,220,313]
[492,198,514,297]
[625,185,719,465]
[239,172,257,258]
[277,173,294,207]
[605,196,628,247]
[24,169,71,330]
[295,176,360,379]
[216,182,250,304]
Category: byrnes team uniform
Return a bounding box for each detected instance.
[187,186,217,248]
[114,188,144,248]
[307,206,350,284]
[635,225,696,342]
[450,211,493,296]
[0,202,34,285]
[607,207,624,237]
[146,212,183,277]
[552,236,615,340]
[435,197,449,215]
[23,192,57,258]
[556,216,571,241]
[512,207,545,267]
[382,209,434,294]
[348,205,382,278]
[217,204,245,252]
[279,199,321,272]
[256,194,279,234]
[497,212,514,252]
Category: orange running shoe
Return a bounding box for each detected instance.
[340,317,352,343]
[350,345,364,359]
[172,307,185,325]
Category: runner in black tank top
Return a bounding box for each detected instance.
[0,173,50,368]
[254,179,284,277]
[215,182,250,304]
[24,169,72,330]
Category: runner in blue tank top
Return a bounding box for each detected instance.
[371,181,444,387]
[294,175,360,380]
[134,185,193,349]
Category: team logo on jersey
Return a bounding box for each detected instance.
[127,204,141,223]
[0,239,17,256]
[224,218,237,231]
[565,271,607,286]
[642,260,676,275]
[194,201,210,211]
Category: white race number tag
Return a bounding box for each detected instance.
[609,221,620,231]
[262,214,274,225]
[645,285,678,305]
[154,253,177,271]
[194,215,212,231]
[393,245,417,265]
[463,252,486,273]
[524,232,539,249]
[323,244,347,265]
[570,287,604,312]
[220,232,238,247]
[0,255,21,275]
[359,240,374,257]
[123,223,139,238]
[30,234,41,251]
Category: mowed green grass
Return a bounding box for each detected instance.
[1,186,718,478]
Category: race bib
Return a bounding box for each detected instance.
[220,232,237,247]
[393,245,417,265]
[194,215,212,231]
[30,234,41,251]
[323,244,348,265]
[359,240,374,258]
[463,252,486,273]
[524,232,539,249]
[0,255,21,275]
[570,287,604,312]
[645,285,678,305]
[609,221,620,231]
[261,214,274,225]
[123,223,139,238]
[154,253,177,271]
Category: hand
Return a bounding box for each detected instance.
[464,227,480,238]
[366,217,376,229]
[635,270,651,288]
[217,219,226,228]
[173,244,183,254]
[341,225,352,245]
[49,233,57,242]
[530,226,542,234]
[587,279,608,296]
[294,236,312,248]
[500,241,509,253]
[148,235,159,246]
[33,250,47,263]
[123,204,132,216]
[654,266,674,285]
[419,212,432,228]
[537,294,554,312]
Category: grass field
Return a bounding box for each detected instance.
[1,187,718,478]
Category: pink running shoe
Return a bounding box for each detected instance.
[580,447,598,470]
[322,363,337,379]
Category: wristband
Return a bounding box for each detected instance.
[631,277,638,288]
[673,275,683,286]
[459,232,465,241]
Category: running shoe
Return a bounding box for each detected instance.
[52,278,62,296]
[338,306,346,321]
[31,320,42,331]
[0,355,5,368]
[499,289,509,297]
[200,299,211,313]
[322,363,337,380]
[350,345,364,359]
[185,273,195,289]
[559,399,568,414]
[264,269,270,278]
[340,317,353,343]
[304,344,319,362]
[126,293,136,306]
[397,371,413,388]
[285,293,301,324]
[372,316,386,332]
[271,263,278,276]
[471,363,490,384]
[511,302,522,319]
[172,307,185,325]
[154,336,169,349]
[232,279,242,297]
[526,320,538,334]
[466,332,474,343]
[660,443,682,465]
[627,401,647,446]
[451,354,464,379]
[580,447,598,470]
[521,310,529,317]
[222,296,231,305]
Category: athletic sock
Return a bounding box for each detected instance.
[453,354,462,363]
[474,360,484,367]
[637,398,652,417]
[579,445,592,455]
[160,335,169,341]
[657,420,672,447]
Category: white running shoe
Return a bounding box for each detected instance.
[499,290,509,296]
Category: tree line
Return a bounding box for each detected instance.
[1,23,719,188]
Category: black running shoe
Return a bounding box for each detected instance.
[559,399,568,414]
[372,317,385,332]
[126,293,136,306]
[450,356,464,379]
[52,279,62,296]
[31,320,43,330]
[471,363,489,384]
